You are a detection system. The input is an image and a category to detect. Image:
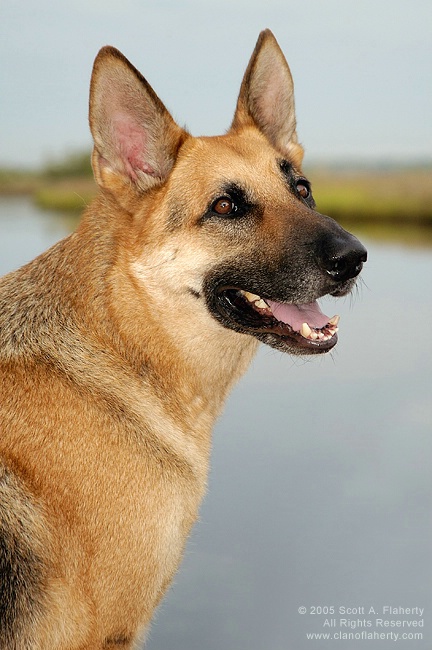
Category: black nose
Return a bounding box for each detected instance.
[316,232,367,283]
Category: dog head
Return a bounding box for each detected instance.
[89,30,366,357]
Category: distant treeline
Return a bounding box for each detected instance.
[0,152,431,228]
[42,151,93,178]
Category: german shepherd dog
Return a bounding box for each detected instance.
[0,30,366,649]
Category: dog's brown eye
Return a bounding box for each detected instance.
[296,181,310,199]
[212,197,236,216]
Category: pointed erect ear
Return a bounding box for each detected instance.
[231,30,303,167]
[89,46,188,192]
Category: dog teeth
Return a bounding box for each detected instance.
[299,316,340,342]
[243,291,260,302]
[242,291,269,310]
[241,293,340,343]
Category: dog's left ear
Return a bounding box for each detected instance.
[231,30,303,167]
[89,46,188,194]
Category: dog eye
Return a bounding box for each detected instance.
[211,197,237,216]
[296,181,311,199]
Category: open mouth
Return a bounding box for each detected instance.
[214,287,340,353]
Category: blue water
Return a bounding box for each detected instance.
[1,197,431,649]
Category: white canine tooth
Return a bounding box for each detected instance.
[300,322,312,338]
[241,291,269,310]
[328,315,340,326]
[243,291,261,303]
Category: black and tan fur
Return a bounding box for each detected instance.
[0,30,366,648]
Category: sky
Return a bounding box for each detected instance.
[1,0,431,168]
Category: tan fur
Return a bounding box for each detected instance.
[0,30,366,649]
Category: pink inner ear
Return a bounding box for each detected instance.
[257,81,281,124]
[255,63,288,130]
[113,113,156,180]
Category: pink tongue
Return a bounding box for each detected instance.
[266,300,330,332]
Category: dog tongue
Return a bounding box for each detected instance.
[266,299,330,331]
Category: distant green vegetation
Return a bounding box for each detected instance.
[0,151,97,212]
[42,151,93,179]
[309,167,432,226]
[33,151,96,212]
[0,152,431,226]
[0,167,43,194]
[34,183,96,212]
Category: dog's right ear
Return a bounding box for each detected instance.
[89,47,188,193]
[231,30,304,167]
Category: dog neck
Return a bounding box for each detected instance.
[60,202,258,440]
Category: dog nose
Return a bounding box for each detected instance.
[316,232,367,283]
